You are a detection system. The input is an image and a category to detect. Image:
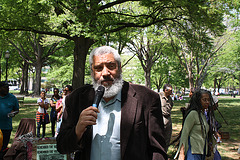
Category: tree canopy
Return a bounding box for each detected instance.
[0,0,239,94]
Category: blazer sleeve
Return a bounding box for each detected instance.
[148,94,168,159]
[56,94,82,154]
[56,86,94,155]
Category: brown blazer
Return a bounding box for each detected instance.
[57,81,167,160]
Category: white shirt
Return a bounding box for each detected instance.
[37,98,50,113]
[91,91,121,160]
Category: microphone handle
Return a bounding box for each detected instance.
[86,103,98,129]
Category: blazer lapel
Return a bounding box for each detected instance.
[120,82,138,159]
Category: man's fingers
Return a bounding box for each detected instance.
[78,106,100,126]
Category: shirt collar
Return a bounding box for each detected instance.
[102,90,121,106]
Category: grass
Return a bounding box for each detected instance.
[9,95,240,159]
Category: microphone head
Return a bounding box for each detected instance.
[96,85,105,95]
[92,86,105,108]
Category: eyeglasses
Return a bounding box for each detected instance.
[63,89,69,92]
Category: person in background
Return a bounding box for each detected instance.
[50,88,61,137]
[36,91,50,138]
[205,95,222,160]
[57,46,167,160]
[159,84,173,152]
[55,85,73,137]
[175,89,216,160]
[189,87,195,98]
[0,81,19,159]
[55,93,65,137]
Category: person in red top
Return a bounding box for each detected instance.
[55,85,73,137]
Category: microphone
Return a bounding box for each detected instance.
[92,85,105,108]
[86,86,105,129]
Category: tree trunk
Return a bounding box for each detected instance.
[23,62,29,94]
[34,44,44,95]
[20,61,29,94]
[188,70,194,90]
[144,67,151,89]
[20,71,24,94]
[213,77,217,95]
[34,62,42,95]
[72,36,94,89]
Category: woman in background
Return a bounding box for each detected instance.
[50,88,61,137]
[175,89,216,160]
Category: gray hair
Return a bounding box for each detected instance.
[89,46,121,70]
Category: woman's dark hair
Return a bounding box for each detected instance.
[54,88,59,92]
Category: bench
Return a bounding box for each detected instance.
[16,96,24,106]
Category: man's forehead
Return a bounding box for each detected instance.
[93,53,117,64]
[166,87,172,90]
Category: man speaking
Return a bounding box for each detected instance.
[56,46,167,160]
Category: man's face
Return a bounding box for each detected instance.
[0,85,9,96]
[164,87,172,97]
[92,53,121,88]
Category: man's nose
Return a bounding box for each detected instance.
[102,66,110,76]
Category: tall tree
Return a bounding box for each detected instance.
[209,30,240,91]
[166,19,229,89]
[7,32,67,95]
[127,27,169,88]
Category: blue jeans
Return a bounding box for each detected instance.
[55,118,62,137]
[214,150,221,160]
[37,116,46,138]
[186,137,206,160]
[50,108,57,137]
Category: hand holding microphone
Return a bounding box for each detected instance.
[75,86,105,140]
[86,86,105,129]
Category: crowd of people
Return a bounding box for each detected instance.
[36,85,73,138]
[0,45,227,160]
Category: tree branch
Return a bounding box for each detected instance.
[0,27,73,40]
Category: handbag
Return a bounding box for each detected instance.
[44,109,50,124]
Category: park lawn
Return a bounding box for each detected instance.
[9,95,240,159]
